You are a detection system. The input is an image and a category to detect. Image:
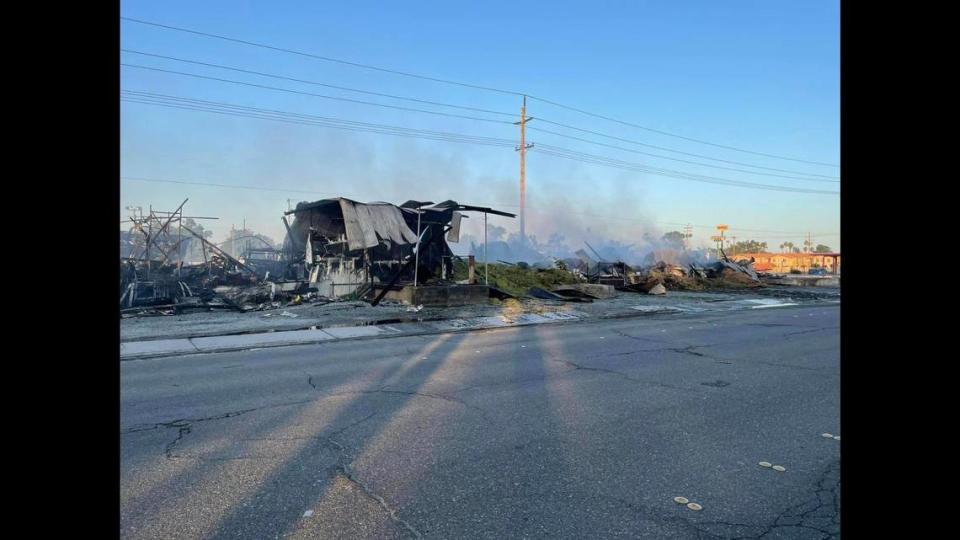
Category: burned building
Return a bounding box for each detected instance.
[118,197,515,314]
[280,198,514,299]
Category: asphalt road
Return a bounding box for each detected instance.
[121,305,840,539]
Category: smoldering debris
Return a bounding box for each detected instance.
[565,242,762,295]
[120,198,769,319]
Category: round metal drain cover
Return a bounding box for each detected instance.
[687,502,703,511]
[821,433,833,438]
[673,496,689,504]
[772,465,786,472]
[759,461,772,468]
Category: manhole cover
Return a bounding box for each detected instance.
[759,461,772,468]
[673,496,689,504]
[772,465,786,472]
[687,502,703,511]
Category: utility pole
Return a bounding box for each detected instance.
[683,223,693,250]
[177,206,183,278]
[514,96,534,247]
[484,211,489,285]
[146,205,153,279]
[414,205,423,287]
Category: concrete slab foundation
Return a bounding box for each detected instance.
[383,284,490,307]
[552,283,617,299]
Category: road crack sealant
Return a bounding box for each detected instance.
[318,411,424,539]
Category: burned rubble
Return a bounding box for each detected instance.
[120,197,517,316]
[535,245,762,301]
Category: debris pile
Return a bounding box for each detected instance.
[686,252,761,288]
[564,243,762,295]
[121,197,517,316]
[633,261,703,292]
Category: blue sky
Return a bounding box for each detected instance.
[120,0,840,253]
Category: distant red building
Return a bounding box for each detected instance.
[735,252,841,274]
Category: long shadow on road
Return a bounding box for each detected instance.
[204,331,479,539]
[121,334,458,538]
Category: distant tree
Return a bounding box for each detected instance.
[662,231,686,250]
[732,240,768,254]
[780,242,795,253]
[792,247,801,253]
[814,244,833,253]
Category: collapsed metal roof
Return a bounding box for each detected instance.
[284,197,516,253]
[285,198,418,251]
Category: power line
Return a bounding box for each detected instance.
[121,16,838,167]
[122,90,515,143]
[529,126,838,183]
[120,97,506,146]
[122,92,837,194]
[121,49,837,181]
[528,97,839,167]
[530,146,838,194]
[121,49,516,118]
[121,16,524,96]
[530,120,840,180]
[120,92,517,148]
[121,63,513,125]
[122,175,350,196]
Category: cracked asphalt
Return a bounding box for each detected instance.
[121,304,840,539]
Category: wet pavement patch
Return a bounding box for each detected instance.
[701,380,731,387]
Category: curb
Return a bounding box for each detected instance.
[120,311,592,361]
